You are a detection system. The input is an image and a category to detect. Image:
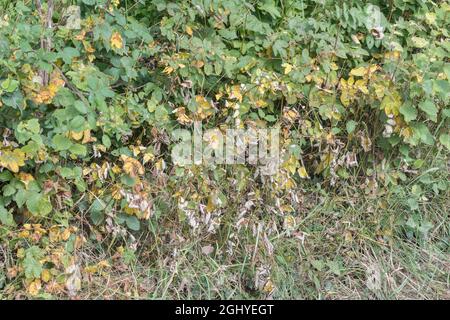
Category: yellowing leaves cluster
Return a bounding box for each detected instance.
[0,148,26,173]
[381,90,402,116]
[69,129,97,144]
[340,76,369,107]
[121,155,144,178]
[110,31,123,50]
[194,95,214,120]
[31,72,65,105]
[174,106,193,125]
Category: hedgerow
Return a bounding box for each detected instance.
[0,0,448,298]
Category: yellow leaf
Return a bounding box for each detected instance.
[355,79,369,94]
[70,131,84,141]
[282,63,293,75]
[283,215,296,229]
[143,152,155,164]
[121,155,144,178]
[0,149,26,173]
[381,90,402,116]
[192,60,204,68]
[263,279,274,293]
[384,51,401,60]
[41,269,52,283]
[348,76,355,86]
[195,95,213,119]
[185,26,193,36]
[255,99,268,108]
[81,130,96,144]
[373,83,386,100]
[350,65,378,78]
[163,66,174,74]
[175,107,193,124]
[110,32,123,50]
[17,172,34,189]
[229,85,243,102]
[350,67,366,77]
[298,166,309,179]
[27,279,41,296]
[283,108,299,123]
[340,91,350,107]
[282,156,298,174]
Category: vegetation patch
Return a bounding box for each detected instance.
[0,0,448,299]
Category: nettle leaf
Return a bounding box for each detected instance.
[400,102,418,122]
[15,119,41,145]
[272,39,288,57]
[60,47,80,64]
[419,100,438,122]
[0,205,15,226]
[258,0,281,19]
[412,123,434,145]
[23,247,43,279]
[26,192,52,216]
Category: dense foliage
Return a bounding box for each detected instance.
[0,0,448,298]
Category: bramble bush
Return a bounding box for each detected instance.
[0,0,448,297]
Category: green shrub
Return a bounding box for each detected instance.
[0,0,448,297]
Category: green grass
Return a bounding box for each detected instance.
[56,149,448,300]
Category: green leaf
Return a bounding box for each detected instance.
[411,36,428,48]
[90,199,106,225]
[265,115,276,122]
[272,39,288,57]
[73,101,88,114]
[60,47,80,64]
[14,189,27,208]
[0,205,15,226]
[258,0,281,19]
[3,184,16,197]
[102,135,111,148]
[407,198,419,211]
[346,120,357,134]
[412,123,434,145]
[70,115,86,131]
[23,247,43,279]
[1,78,19,93]
[53,134,72,151]
[26,193,52,216]
[125,215,140,231]
[69,144,87,156]
[419,100,438,122]
[400,102,417,122]
[439,133,450,150]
